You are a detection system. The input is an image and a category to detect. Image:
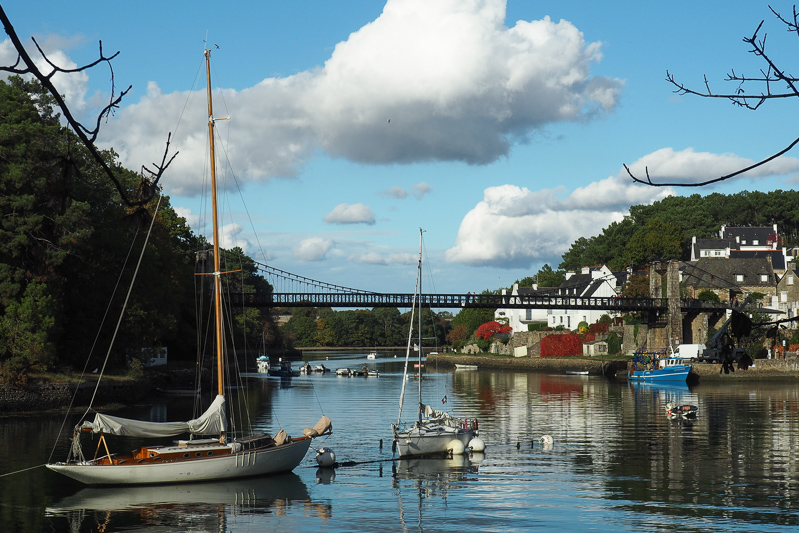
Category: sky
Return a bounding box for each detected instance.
[4,1,799,296]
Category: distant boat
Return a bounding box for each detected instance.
[267,359,299,377]
[666,402,698,419]
[257,355,270,373]
[454,364,478,370]
[565,370,588,376]
[367,351,377,360]
[628,349,691,382]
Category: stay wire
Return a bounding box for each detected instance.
[47,226,141,464]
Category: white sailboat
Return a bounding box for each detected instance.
[391,229,480,457]
[46,49,331,485]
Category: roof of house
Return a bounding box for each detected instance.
[729,250,786,270]
[722,225,779,246]
[682,257,775,290]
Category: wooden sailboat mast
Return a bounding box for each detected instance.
[205,49,225,401]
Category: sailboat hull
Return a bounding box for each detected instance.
[395,425,474,458]
[46,438,312,486]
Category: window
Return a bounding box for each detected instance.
[753,239,759,246]
[736,274,744,282]
[789,275,794,286]
[525,309,532,320]
[714,250,721,256]
[761,274,768,283]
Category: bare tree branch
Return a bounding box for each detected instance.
[626,5,799,187]
[0,5,177,207]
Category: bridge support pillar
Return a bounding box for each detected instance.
[667,260,682,349]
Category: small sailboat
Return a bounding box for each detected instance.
[392,229,480,457]
[256,355,270,373]
[46,49,331,486]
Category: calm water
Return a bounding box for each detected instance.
[2,351,799,532]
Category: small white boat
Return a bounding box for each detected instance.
[257,355,270,373]
[454,364,478,370]
[565,370,588,376]
[335,368,351,377]
[367,352,377,360]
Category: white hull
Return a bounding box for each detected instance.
[395,424,474,457]
[47,438,311,486]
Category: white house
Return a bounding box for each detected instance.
[495,284,551,332]
[547,265,623,329]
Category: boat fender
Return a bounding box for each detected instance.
[316,447,336,467]
[468,437,486,452]
[472,419,478,431]
[447,439,466,455]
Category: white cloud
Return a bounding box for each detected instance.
[323,203,376,225]
[621,147,799,184]
[84,0,622,196]
[352,252,417,265]
[445,176,672,268]
[412,182,432,199]
[294,237,334,261]
[216,223,250,253]
[381,186,408,199]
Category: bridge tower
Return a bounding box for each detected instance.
[646,261,681,350]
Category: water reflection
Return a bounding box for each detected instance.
[6,367,799,531]
[46,473,331,531]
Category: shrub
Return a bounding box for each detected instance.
[541,334,583,357]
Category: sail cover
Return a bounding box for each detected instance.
[86,394,228,437]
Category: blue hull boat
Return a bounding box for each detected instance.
[628,349,691,382]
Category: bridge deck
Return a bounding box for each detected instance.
[229,292,730,312]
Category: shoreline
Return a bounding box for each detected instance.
[4,355,798,414]
[427,353,799,381]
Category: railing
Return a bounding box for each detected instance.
[227,292,733,311]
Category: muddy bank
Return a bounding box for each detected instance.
[427,354,799,382]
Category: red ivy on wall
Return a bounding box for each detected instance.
[476,321,513,340]
[541,334,583,357]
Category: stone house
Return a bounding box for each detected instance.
[681,257,777,305]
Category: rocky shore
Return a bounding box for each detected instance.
[428,353,799,382]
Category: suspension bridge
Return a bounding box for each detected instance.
[225,261,733,312]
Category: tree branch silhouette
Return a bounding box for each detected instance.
[0,5,177,207]
[626,5,799,187]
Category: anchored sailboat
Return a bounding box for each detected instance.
[391,229,482,457]
[47,49,331,485]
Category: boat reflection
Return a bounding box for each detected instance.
[46,472,330,530]
[392,455,481,531]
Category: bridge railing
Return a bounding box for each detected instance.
[228,292,705,310]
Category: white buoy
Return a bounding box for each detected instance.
[447,439,466,455]
[468,437,486,452]
[538,435,553,446]
[315,447,336,467]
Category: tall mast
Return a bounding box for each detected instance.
[205,49,225,400]
[417,228,423,424]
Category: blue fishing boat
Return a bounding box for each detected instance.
[628,349,691,382]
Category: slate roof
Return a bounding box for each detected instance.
[682,257,776,290]
[729,250,786,271]
[722,226,779,246]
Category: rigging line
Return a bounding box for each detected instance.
[48,226,141,464]
[0,464,45,478]
[85,194,166,415]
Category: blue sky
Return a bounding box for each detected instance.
[4,1,799,295]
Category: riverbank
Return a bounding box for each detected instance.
[0,368,202,415]
[428,353,799,381]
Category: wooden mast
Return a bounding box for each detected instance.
[205,49,225,404]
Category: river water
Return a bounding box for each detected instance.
[2,350,799,532]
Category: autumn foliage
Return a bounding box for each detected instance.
[541,334,584,357]
[475,321,512,340]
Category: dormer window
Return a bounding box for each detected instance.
[736,274,744,282]
[761,274,768,283]
[753,240,759,246]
